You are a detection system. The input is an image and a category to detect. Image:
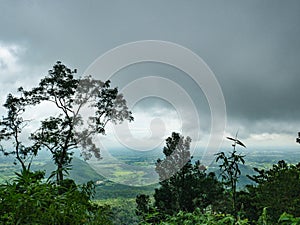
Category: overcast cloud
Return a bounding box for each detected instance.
[1,0,300,151]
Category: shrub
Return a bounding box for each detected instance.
[0,170,112,225]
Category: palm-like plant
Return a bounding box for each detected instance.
[215,132,246,216]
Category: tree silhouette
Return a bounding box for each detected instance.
[215,134,246,215]
[0,61,133,182]
[0,94,40,171]
[153,132,224,216]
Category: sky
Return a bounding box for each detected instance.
[1,0,300,157]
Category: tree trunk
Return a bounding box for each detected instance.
[57,163,64,183]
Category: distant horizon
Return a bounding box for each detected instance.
[1,1,300,153]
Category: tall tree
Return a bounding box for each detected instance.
[0,94,39,171]
[153,132,224,216]
[1,61,133,182]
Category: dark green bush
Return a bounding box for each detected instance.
[0,170,112,225]
[241,161,300,223]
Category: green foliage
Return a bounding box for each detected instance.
[141,208,249,225]
[0,170,112,225]
[215,136,246,215]
[154,161,225,215]
[136,194,152,218]
[137,132,225,221]
[138,205,300,225]
[215,150,246,187]
[257,207,269,225]
[242,160,300,223]
[96,198,140,225]
[278,212,300,225]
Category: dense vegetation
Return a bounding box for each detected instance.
[138,133,225,221]
[0,62,299,224]
[0,170,112,224]
[135,133,300,225]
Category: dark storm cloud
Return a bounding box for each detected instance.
[0,0,300,142]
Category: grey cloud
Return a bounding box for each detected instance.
[0,0,300,145]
